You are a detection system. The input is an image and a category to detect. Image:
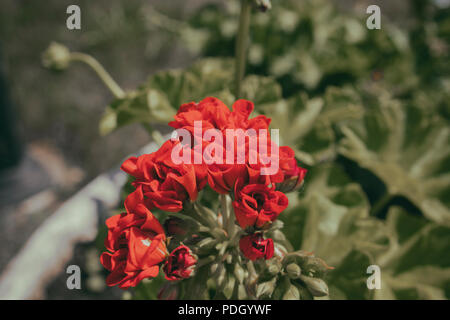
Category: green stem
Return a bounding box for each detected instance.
[194,203,219,230]
[220,194,229,231]
[370,192,393,217]
[234,0,252,98]
[70,52,125,99]
[182,202,211,229]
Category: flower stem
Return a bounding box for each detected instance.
[220,194,229,230]
[234,0,252,98]
[70,52,125,99]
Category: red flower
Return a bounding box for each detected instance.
[229,99,271,131]
[233,179,288,230]
[168,97,232,136]
[100,204,168,289]
[276,146,307,192]
[239,233,274,261]
[163,245,197,281]
[121,140,207,212]
[169,97,270,133]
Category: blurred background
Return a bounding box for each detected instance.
[0,0,448,299]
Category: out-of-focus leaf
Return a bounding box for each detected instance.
[99,58,290,135]
[259,86,364,166]
[372,206,450,299]
[240,75,282,107]
[280,163,387,299]
[337,92,450,224]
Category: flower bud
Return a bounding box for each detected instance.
[268,262,281,276]
[256,277,277,298]
[282,283,300,300]
[276,148,307,193]
[234,264,245,284]
[276,170,306,193]
[271,275,290,300]
[216,265,227,289]
[237,283,248,300]
[163,245,197,281]
[299,275,329,297]
[210,262,220,276]
[223,275,236,299]
[157,283,178,300]
[286,263,301,279]
[42,42,71,71]
[197,237,217,251]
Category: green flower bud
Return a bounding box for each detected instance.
[268,262,281,276]
[256,277,277,298]
[234,264,245,284]
[237,283,248,300]
[210,262,220,276]
[282,283,300,300]
[197,237,217,250]
[223,275,236,299]
[299,275,329,297]
[286,263,301,279]
[42,42,71,71]
[216,265,227,289]
[271,275,290,300]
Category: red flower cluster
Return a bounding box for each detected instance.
[101,97,307,288]
[100,203,197,289]
[168,97,306,261]
[121,140,207,212]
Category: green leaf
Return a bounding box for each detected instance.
[338,93,450,224]
[372,206,450,299]
[99,57,290,135]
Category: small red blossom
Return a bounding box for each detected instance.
[163,245,197,281]
[100,204,168,289]
[239,233,274,261]
[233,179,288,230]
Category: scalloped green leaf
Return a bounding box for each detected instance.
[337,93,450,224]
[280,163,387,299]
[372,206,450,299]
[99,58,287,135]
[257,86,365,166]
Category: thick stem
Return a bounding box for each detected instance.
[234,0,252,98]
[70,52,125,99]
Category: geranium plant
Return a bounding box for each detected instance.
[43,0,450,300]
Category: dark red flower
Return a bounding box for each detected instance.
[233,179,288,230]
[168,97,232,136]
[163,245,197,281]
[100,204,168,289]
[239,233,274,261]
[121,140,207,212]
